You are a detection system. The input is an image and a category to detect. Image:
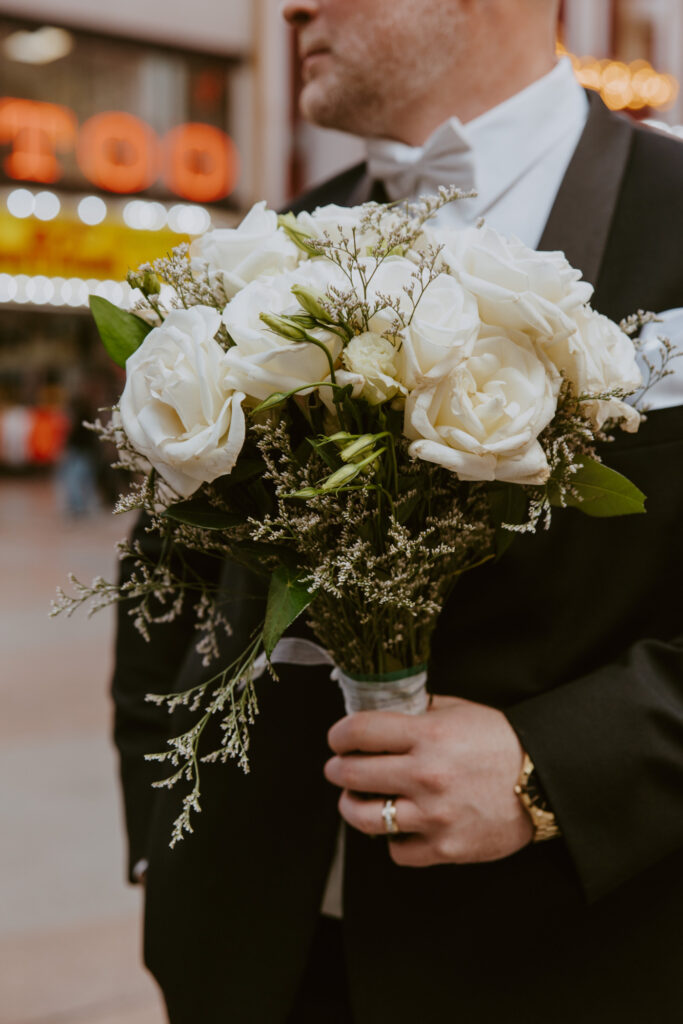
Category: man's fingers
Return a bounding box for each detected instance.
[338,790,423,837]
[325,753,411,795]
[387,836,443,868]
[328,711,416,755]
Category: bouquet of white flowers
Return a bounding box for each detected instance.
[54,187,672,845]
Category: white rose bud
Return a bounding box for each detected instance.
[190,201,300,299]
[119,306,245,497]
[405,327,559,484]
[341,332,404,405]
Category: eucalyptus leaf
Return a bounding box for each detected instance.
[562,459,646,517]
[89,295,152,368]
[218,459,264,486]
[163,499,245,530]
[263,567,315,658]
[488,484,528,557]
[395,490,421,525]
[307,436,340,471]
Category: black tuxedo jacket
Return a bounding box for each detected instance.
[112,97,683,1023]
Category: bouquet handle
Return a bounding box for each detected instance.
[254,639,429,715]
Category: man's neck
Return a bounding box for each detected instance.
[382,52,557,147]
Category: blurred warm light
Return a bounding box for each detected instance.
[33,191,61,221]
[0,273,18,302]
[77,112,161,194]
[3,26,73,65]
[123,199,168,231]
[558,43,679,112]
[77,195,107,225]
[7,188,35,218]
[164,123,240,203]
[0,99,78,182]
[25,275,55,304]
[167,203,211,235]
[0,273,132,308]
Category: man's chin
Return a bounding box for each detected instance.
[299,84,365,134]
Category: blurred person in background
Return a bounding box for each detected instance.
[112,1,683,1021]
[56,395,100,517]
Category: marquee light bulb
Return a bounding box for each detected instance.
[7,189,35,218]
[78,195,107,225]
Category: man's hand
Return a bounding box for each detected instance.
[324,695,534,866]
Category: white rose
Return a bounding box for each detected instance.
[341,332,404,405]
[190,202,300,299]
[444,224,594,341]
[295,203,400,252]
[342,255,427,338]
[542,307,642,431]
[119,306,245,498]
[222,261,345,402]
[399,272,480,388]
[405,327,558,484]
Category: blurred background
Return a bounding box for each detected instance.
[0,1,681,1021]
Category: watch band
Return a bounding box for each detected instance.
[514,752,561,843]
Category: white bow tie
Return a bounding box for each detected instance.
[365,117,477,201]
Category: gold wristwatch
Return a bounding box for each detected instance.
[514,752,561,843]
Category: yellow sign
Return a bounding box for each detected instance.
[0,211,188,280]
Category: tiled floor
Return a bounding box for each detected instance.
[0,476,166,1024]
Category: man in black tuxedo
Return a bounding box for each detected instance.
[112,1,683,1021]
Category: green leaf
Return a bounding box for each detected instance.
[395,488,421,525]
[163,499,245,530]
[263,567,315,658]
[488,484,528,557]
[307,436,340,471]
[89,295,152,368]
[218,459,263,486]
[562,458,646,517]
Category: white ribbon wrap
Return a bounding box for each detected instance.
[252,637,429,716]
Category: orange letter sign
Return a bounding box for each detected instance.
[77,112,161,194]
[164,123,239,202]
[0,98,77,182]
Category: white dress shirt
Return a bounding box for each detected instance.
[365,56,682,411]
[366,57,588,249]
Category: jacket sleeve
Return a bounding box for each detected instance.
[111,511,223,882]
[505,635,683,903]
[492,397,683,904]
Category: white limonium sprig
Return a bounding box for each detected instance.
[55,186,675,844]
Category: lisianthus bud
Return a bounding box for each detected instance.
[259,313,307,341]
[290,285,333,323]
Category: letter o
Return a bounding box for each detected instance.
[77,112,161,193]
[164,123,239,202]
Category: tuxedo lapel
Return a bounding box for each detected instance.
[347,174,388,205]
[284,162,366,213]
[539,93,634,286]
